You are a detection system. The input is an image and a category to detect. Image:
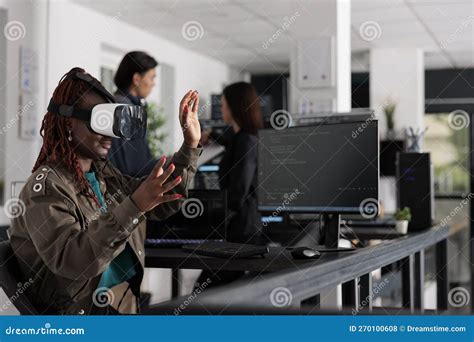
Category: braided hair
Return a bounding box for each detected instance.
[33,67,102,204]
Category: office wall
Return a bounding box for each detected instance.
[47,0,232,152]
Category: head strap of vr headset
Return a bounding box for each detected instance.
[47,71,116,120]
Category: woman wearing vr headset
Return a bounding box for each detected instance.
[9,67,202,314]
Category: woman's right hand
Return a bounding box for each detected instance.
[131,156,183,213]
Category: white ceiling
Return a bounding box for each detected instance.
[74,0,474,74]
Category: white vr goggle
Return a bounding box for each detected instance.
[47,71,147,140]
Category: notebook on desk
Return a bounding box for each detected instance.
[145,189,228,247]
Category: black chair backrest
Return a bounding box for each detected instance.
[0,240,37,314]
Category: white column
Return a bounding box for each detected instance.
[289,0,351,115]
[370,48,425,214]
[370,48,425,138]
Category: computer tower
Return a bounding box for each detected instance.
[396,152,434,231]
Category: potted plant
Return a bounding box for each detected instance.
[146,102,168,157]
[394,207,411,234]
[383,98,397,139]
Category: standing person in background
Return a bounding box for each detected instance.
[108,51,158,177]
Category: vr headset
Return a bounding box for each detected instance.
[47,71,147,140]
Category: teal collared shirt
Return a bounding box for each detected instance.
[84,171,137,289]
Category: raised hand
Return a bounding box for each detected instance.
[179,90,201,148]
[131,156,183,212]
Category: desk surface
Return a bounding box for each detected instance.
[149,225,451,309]
[145,246,355,272]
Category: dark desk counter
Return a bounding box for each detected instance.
[147,225,452,311]
[145,246,354,272]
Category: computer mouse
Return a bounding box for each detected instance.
[290,247,321,260]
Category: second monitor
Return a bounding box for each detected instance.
[258,118,379,245]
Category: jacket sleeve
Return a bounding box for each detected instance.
[16,176,146,281]
[116,143,202,220]
[225,137,258,211]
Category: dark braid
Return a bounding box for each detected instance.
[32,67,100,204]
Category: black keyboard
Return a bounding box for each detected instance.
[145,238,223,247]
[182,241,269,259]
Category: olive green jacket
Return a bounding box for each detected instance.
[9,143,201,315]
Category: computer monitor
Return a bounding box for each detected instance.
[258,119,379,212]
[211,94,222,120]
[258,119,379,246]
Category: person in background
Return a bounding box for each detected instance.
[196,82,263,289]
[108,51,158,177]
[218,82,264,243]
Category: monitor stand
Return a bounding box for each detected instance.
[322,213,341,248]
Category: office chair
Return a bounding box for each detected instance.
[0,240,37,314]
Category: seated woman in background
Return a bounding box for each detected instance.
[9,67,201,314]
[218,82,264,244]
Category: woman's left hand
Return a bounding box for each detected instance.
[179,90,201,148]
